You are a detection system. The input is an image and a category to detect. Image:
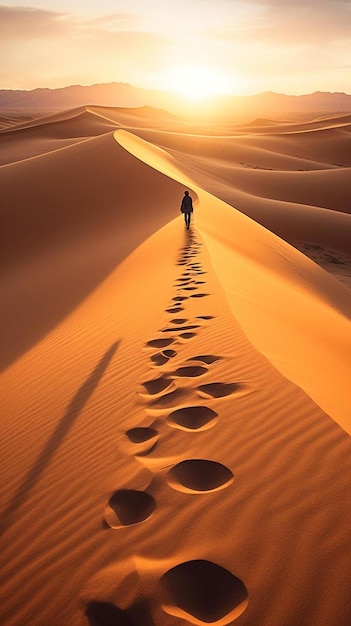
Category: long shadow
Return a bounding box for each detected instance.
[0,341,119,536]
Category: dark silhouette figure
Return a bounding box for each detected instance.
[180,190,193,229]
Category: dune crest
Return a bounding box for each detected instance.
[115,129,351,432]
[1,108,351,626]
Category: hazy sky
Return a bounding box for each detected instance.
[1,0,351,96]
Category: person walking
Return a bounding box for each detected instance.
[180,190,193,229]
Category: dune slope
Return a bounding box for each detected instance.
[0,130,187,370]
[0,108,350,626]
[116,129,351,432]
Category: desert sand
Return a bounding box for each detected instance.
[1,105,351,626]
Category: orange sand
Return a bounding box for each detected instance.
[1,106,351,626]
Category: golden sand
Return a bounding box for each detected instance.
[1,106,351,626]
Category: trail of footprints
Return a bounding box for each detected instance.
[91,233,248,625]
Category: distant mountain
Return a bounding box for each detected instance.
[0,82,156,110]
[1,82,351,120]
[239,90,351,112]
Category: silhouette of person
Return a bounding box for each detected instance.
[180,190,193,229]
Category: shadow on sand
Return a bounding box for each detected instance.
[0,341,119,536]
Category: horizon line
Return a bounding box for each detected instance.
[1,81,351,99]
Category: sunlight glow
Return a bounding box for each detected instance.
[164,65,232,99]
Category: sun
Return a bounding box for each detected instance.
[164,65,231,100]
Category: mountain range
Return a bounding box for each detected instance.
[1,82,351,120]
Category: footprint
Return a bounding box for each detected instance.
[197,382,241,398]
[172,296,188,302]
[197,315,215,320]
[146,338,174,349]
[86,601,135,626]
[182,286,198,291]
[126,427,158,444]
[167,406,218,430]
[166,307,184,313]
[149,388,187,407]
[173,365,208,378]
[179,332,197,340]
[105,490,156,527]
[125,428,159,456]
[190,293,209,298]
[142,377,173,395]
[167,460,234,493]
[162,325,200,333]
[187,355,221,364]
[160,560,248,624]
[163,349,177,358]
[151,353,169,366]
[170,318,188,324]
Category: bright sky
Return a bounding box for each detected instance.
[1,0,351,96]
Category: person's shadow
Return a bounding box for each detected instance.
[0,341,119,536]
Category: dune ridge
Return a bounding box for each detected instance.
[1,106,351,626]
[115,129,351,432]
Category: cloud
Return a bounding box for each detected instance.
[0,5,174,89]
[0,5,71,39]
[208,0,351,45]
[0,4,172,70]
[74,27,172,65]
[257,1,351,44]
[83,12,143,32]
[0,5,145,40]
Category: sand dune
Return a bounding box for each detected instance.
[132,119,351,258]
[1,106,351,626]
[0,129,188,370]
[0,114,21,130]
[0,107,120,165]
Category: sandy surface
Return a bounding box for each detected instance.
[1,105,351,626]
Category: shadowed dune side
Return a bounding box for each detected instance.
[0,131,186,369]
[0,106,115,134]
[0,114,27,130]
[0,111,44,130]
[115,129,351,432]
[0,108,119,165]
